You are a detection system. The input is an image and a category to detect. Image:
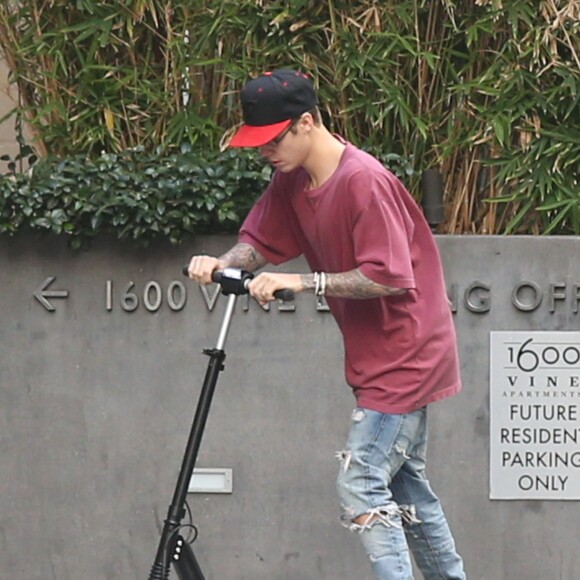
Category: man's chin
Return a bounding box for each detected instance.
[271,161,295,172]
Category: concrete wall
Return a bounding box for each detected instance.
[1,234,579,580]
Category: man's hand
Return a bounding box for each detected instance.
[186,255,225,285]
[186,243,268,286]
[247,272,302,305]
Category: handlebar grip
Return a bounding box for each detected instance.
[273,288,295,301]
[211,270,224,284]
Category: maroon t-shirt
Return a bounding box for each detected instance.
[239,143,461,413]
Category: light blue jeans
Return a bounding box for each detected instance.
[336,407,466,580]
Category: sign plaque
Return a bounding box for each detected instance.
[490,331,580,500]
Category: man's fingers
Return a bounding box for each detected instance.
[248,272,292,303]
[187,255,220,284]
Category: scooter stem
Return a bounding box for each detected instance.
[148,294,238,580]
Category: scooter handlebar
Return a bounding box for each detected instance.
[182,265,294,301]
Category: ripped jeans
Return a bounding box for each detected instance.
[336,407,465,580]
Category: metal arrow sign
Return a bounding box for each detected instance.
[33,277,69,311]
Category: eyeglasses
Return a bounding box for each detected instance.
[263,118,298,148]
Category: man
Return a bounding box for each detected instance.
[187,68,466,580]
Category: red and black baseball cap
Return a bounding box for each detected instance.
[229,69,317,148]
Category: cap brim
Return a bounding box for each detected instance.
[228,119,292,148]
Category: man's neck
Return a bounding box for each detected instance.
[303,129,346,190]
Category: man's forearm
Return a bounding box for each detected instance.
[300,268,406,299]
[219,243,268,273]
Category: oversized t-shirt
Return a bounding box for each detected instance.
[239,143,461,414]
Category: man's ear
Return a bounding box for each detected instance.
[299,112,315,133]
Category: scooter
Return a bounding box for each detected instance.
[148,267,293,580]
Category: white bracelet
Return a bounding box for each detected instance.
[313,271,320,296]
[316,271,327,296]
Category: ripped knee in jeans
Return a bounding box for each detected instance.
[342,504,421,533]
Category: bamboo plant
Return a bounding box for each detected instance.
[0,0,578,235]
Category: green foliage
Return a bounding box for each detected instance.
[0,0,579,235]
[437,0,580,234]
[485,127,580,235]
[0,146,272,247]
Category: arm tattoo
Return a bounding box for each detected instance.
[301,269,406,299]
[218,243,267,273]
[300,273,316,292]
